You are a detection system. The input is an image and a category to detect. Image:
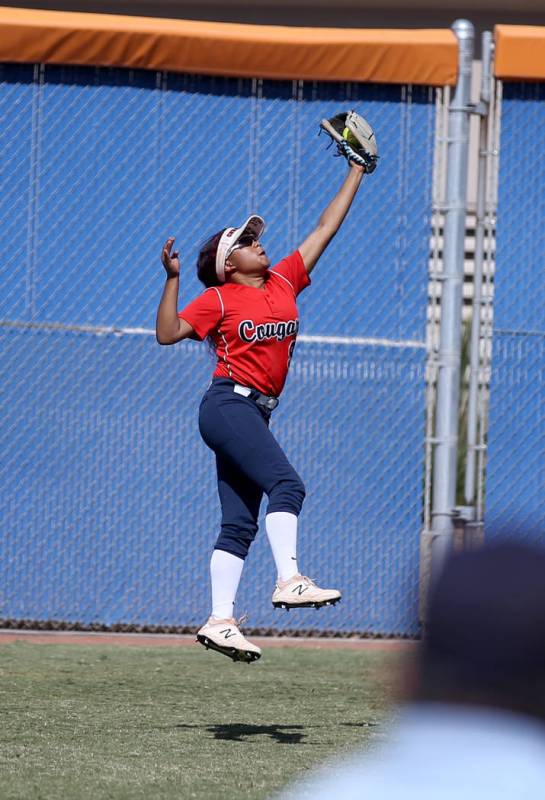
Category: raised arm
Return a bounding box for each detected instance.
[156,237,195,345]
[298,163,364,275]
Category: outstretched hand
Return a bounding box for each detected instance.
[161,237,180,278]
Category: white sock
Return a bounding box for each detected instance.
[265,511,299,582]
[210,549,244,620]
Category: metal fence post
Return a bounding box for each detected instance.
[464,31,493,520]
[430,19,474,578]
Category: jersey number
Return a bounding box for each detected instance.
[287,339,296,369]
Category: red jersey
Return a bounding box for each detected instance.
[178,250,310,396]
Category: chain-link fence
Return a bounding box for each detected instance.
[0,64,435,636]
[485,80,545,547]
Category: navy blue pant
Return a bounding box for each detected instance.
[198,378,306,560]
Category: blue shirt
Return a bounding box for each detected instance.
[276,703,545,800]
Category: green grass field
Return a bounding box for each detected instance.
[0,641,403,799]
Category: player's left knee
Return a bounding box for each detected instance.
[270,474,306,515]
[292,475,306,508]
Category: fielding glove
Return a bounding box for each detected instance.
[320,110,378,173]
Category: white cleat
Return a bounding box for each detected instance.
[196,616,262,663]
[272,574,342,610]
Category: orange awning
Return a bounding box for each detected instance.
[495,25,545,81]
[0,6,457,85]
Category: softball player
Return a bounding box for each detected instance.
[156,161,365,662]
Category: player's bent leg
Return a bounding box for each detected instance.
[196,616,262,663]
[200,388,305,517]
[215,454,263,558]
[200,384,340,615]
[272,574,341,610]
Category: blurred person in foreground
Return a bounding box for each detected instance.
[276,541,545,799]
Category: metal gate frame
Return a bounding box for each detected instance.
[421,20,500,607]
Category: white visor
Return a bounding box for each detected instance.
[215,214,266,283]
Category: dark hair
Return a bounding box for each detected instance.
[197,229,226,287]
[196,229,226,355]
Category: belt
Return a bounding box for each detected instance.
[232,382,279,412]
[210,377,280,412]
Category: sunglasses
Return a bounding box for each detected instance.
[228,234,258,254]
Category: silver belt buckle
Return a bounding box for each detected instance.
[256,394,279,412]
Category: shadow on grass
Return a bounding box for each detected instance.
[340,722,379,728]
[176,723,306,743]
[176,721,378,743]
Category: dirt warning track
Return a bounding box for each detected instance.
[0,629,416,651]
